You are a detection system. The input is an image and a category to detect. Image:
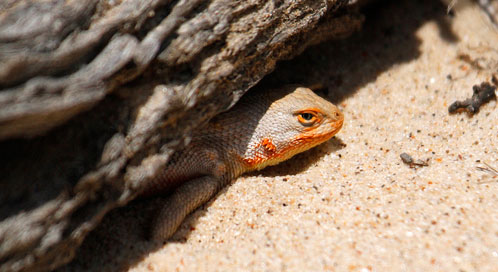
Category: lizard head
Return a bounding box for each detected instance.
[257,86,344,166]
[282,86,343,142]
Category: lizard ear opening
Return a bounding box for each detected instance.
[296,109,321,127]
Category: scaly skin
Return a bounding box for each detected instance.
[144,86,344,241]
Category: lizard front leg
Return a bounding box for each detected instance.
[150,175,221,241]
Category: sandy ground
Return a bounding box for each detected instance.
[61,0,498,271]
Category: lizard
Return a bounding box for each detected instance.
[142,85,344,241]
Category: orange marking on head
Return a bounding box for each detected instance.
[293,133,331,145]
[240,138,276,168]
[299,107,323,114]
[240,114,343,170]
[241,132,335,169]
[261,138,276,153]
[241,156,265,167]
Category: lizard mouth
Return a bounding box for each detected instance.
[330,116,344,135]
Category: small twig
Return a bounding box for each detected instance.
[477,161,498,184]
[448,81,497,115]
[477,161,498,175]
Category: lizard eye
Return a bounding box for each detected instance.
[301,113,314,120]
[297,110,320,126]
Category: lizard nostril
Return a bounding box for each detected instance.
[334,111,343,120]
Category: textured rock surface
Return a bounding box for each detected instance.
[0,0,363,271]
